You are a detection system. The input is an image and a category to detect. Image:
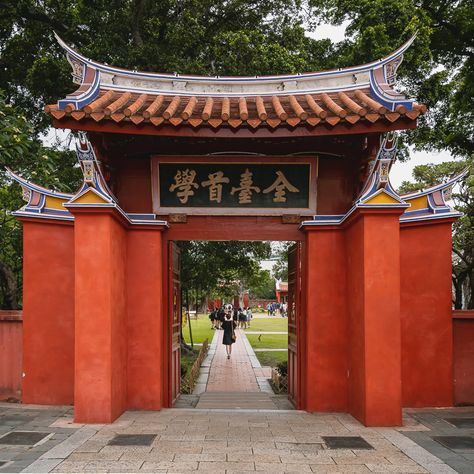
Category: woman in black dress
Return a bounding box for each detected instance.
[222,313,237,359]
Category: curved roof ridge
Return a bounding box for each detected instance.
[400,169,469,199]
[54,32,416,83]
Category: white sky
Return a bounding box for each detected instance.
[42,21,456,189]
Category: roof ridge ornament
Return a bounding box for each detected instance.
[355,133,405,206]
[71,132,116,204]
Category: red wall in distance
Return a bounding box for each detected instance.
[400,221,454,407]
[126,229,164,409]
[453,312,474,405]
[22,221,75,405]
[304,228,348,412]
[0,311,22,400]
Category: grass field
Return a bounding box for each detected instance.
[182,314,214,345]
[246,333,287,349]
[255,351,288,367]
[246,317,288,332]
[245,317,288,368]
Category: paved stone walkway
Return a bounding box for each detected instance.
[2,403,474,473]
[205,329,262,393]
[244,332,288,335]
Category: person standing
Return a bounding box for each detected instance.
[222,313,237,359]
[246,307,252,328]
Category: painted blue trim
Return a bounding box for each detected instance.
[400,211,462,223]
[42,208,71,216]
[403,208,430,216]
[12,210,75,222]
[58,69,101,110]
[127,213,157,220]
[369,70,414,112]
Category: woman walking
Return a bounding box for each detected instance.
[222,312,237,359]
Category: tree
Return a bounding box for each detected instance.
[179,240,271,308]
[399,159,474,309]
[247,269,276,300]
[0,95,81,308]
[308,0,474,158]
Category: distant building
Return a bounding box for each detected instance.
[275,280,288,303]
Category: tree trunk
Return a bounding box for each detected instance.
[468,272,474,310]
[0,260,19,309]
[453,274,465,309]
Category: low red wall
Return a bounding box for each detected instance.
[0,311,22,400]
[453,310,474,406]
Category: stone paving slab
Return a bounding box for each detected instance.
[0,404,473,472]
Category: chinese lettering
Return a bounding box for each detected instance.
[164,165,306,207]
[230,168,261,204]
[169,169,199,204]
[201,171,230,203]
[262,171,300,203]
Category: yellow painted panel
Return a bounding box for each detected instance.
[45,195,68,210]
[365,191,400,205]
[406,195,428,210]
[73,189,108,204]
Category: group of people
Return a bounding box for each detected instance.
[266,301,287,317]
[209,305,253,330]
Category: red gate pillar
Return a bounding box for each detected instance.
[303,226,348,412]
[70,207,128,423]
[345,207,405,426]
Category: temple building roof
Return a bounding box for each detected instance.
[46,34,426,135]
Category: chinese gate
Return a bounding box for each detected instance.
[8,35,463,427]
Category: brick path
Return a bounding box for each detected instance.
[206,329,260,392]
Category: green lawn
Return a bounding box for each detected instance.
[183,314,214,345]
[246,333,287,349]
[246,317,288,332]
[255,351,288,367]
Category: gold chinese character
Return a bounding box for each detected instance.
[201,171,230,203]
[169,169,199,204]
[262,171,300,203]
[231,168,261,204]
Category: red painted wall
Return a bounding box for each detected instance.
[126,229,164,409]
[304,228,348,412]
[400,221,454,407]
[0,311,22,400]
[74,212,127,423]
[453,311,474,406]
[317,157,358,214]
[345,217,367,423]
[22,221,75,405]
[114,158,153,213]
